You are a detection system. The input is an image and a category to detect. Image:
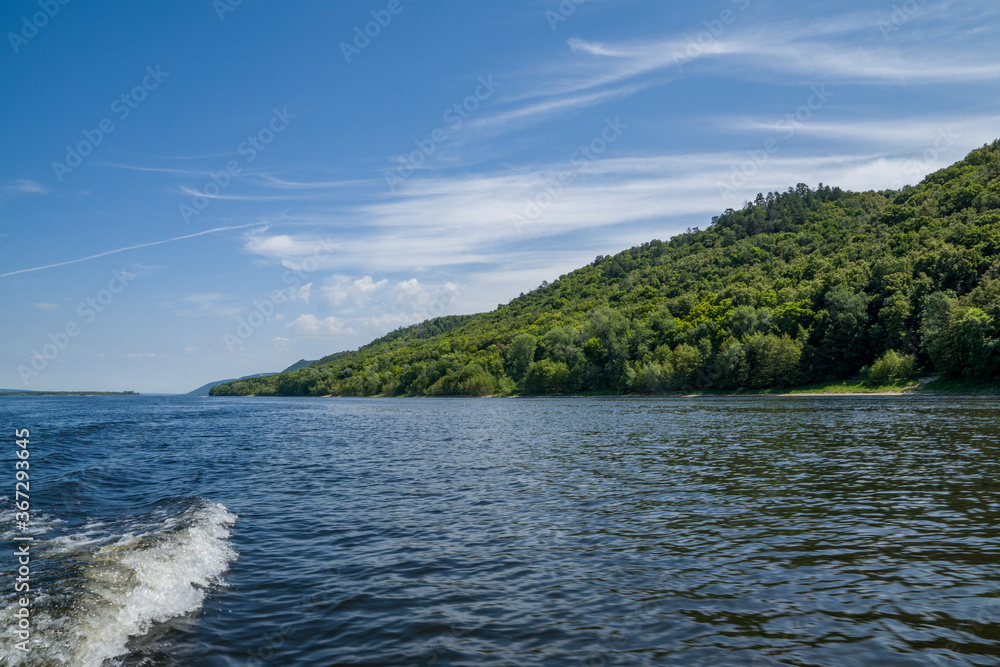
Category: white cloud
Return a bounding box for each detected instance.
[396,278,421,294]
[34,302,60,310]
[276,283,311,304]
[288,314,352,336]
[567,39,628,58]
[283,275,463,344]
[255,175,374,190]
[3,179,47,196]
[243,231,338,271]
[244,234,317,257]
[322,275,388,307]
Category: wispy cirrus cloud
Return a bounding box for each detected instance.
[0,223,265,278]
[466,4,1000,136]
[97,163,207,176]
[254,175,375,190]
[1,179,48,199]
[722,114,1000,147]
[241,133,987,278]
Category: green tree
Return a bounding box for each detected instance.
[727,305,771,339]
[741,333,802,388]
[669,343,705,389]
[634,361,667,394]
[862,350,917,386]
[952,308,1000,380]
[921,292,959,376]
[712,337,744,390]
[505,333,537,382]
[523,360,571,394]
[807,286,871,379]
[583,306,629,388]
[771,300,813,337]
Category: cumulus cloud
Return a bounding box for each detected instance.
[321,275,461,315]
[322,275,388,307]
[288,314,352,336]
[277,282,312,304]
[285,275,463,341]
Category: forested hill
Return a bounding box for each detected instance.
[212,141,1000,397]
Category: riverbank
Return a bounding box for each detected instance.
[680,377,1000,397]
[219,377,1000,399]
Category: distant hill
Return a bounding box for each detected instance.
[186,374,276,396]
[187,359,316,396]
[211,141,1000,397]
[280,358,317,373]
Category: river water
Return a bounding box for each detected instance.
[2,395,999,666]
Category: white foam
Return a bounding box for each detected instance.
[0,497,65,542]
[0,500,237,666]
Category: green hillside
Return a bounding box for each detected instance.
[211,141,1000,397]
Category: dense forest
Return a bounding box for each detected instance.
[212,141,1000,397]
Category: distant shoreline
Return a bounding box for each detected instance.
[0,391,140,397]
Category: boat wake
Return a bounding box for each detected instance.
[1,498,237,666]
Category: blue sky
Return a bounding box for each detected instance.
[1,0,998,393]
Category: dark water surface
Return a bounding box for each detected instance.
[2,395,1000,666]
